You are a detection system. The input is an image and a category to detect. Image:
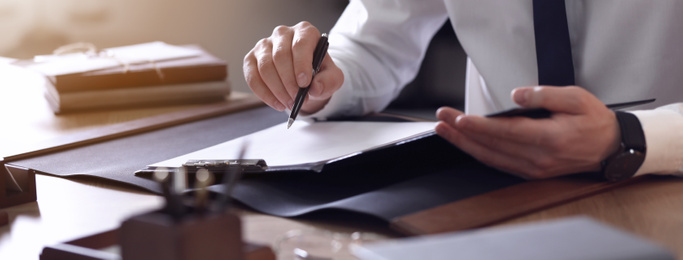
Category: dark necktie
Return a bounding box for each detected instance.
[533,0,575,86]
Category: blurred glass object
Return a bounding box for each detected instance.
[276,229,382,260]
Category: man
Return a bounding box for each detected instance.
[243,0,683,180]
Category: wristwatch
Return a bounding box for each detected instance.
[601,111,647,181]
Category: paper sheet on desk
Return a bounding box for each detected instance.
[150,121,437,168]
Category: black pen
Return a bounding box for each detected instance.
[287,33,329,129]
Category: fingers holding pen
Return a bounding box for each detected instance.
[243,46,278,111]
[291,22,321,88]
[244,21,344,115]
[243,21,325,112]
[243,38,290,111]
[271,25,300,102]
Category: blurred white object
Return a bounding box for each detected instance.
[352,216,674,260]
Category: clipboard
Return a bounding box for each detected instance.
[486,98,655,118]
[132,126,440,187]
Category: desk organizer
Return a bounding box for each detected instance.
[0,211,8,226]
[120,209,246,260]
[0,161,36,209]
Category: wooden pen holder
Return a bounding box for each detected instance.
[0,161,37,209]
[120,209,245,260]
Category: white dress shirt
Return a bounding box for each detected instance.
[312,0,683,176]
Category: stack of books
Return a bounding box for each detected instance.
[18,42,230,113]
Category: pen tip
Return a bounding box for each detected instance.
[287,118,293,129]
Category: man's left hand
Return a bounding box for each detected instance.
[435,86,621,179]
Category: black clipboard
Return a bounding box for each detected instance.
[487,98,655,119]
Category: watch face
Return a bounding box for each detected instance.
[604,149,645,181]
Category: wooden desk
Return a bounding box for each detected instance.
[1,62,683,259]
[503,176,683,256]
[0,63,394,259]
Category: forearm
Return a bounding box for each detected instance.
[306,0,449,119]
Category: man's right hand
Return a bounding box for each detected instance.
[243,21,344,115]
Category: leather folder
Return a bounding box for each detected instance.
[4,105,646,235]
[0,163,36,209]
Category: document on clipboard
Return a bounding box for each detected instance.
[138,120,437,176]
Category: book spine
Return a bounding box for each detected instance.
[47,81,231,113]
[52,64,227,93]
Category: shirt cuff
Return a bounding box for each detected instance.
[632,107,683,176]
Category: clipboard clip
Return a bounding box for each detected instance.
[134,159,267,187]
[182,159,269,175]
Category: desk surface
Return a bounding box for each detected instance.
[2,62,683,259]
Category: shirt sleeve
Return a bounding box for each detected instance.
[306,0,449,120]
[632,103,683,176]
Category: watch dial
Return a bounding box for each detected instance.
[605,150,645,181]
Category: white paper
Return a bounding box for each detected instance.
[150,121,437,168]
[26,41,202,76]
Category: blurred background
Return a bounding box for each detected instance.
[0,0,466,118]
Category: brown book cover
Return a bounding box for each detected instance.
[44,80,231,113]
[45,45,227,93]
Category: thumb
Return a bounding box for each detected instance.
[307,55,344,100]
[511,86,597,114]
